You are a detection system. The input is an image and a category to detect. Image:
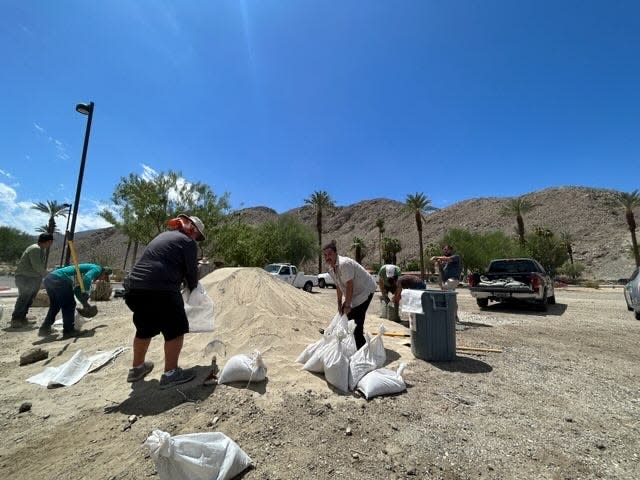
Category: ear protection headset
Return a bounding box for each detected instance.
[167,217,197,237]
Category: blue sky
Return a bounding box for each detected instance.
[1,1,639,235]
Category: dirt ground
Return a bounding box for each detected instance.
[0,269,638,480]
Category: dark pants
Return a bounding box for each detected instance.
[11,275,42,321]
[41,274,76,333]
[347,293,374,350]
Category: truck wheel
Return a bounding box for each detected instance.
[635,310,640,321]
[318,278,326,289]
[303,281,313,293]
[476,298,489,309]
[537,291,548,311]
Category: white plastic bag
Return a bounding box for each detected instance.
[323,338,350,393]
[183,282,215,333]
[369,323,387,367]
[218,351,267,384]
[296,337,327,364]
[302,337,334,373]
[145,429,252,480]
[357,363,408,399]
[348,335,378,391]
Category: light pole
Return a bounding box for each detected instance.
[65,101,94,266]
[59,202,72,267]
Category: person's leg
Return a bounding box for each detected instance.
[11,276,39,321]
[60,287,78,333]
[132,337,152,366]
[348,293,374,350]
[163,335,184,372]
[41,277,62,329]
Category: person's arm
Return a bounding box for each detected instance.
[378,276,386,295]
[393,282,402,304]
[335,285,343,313]
[342,279,354,315]
[183,241,199,291]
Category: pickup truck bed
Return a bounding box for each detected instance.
[468,259,556,311]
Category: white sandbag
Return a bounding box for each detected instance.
[356,363,408,399]
[323,339,350,393]
[296,337,327,365]
[348,335,377,391]
[324,312,348,336]
[341,320,358,359]
[302,337,334,373]
[218,351,267,384]
[145,429,252,480]
[183,282,215,333]
[369,323,387,367]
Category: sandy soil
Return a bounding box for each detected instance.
[0,268,638,480]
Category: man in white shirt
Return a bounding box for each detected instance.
[323,241,377,349]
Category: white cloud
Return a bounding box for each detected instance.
[0,169,14,179]
[33,123,44,132]
[0,182,111,235]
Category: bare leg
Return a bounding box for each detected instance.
[164,335,184,372]
[132,337,152,367]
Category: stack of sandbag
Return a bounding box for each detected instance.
[297,314,403,397]
[356,363,408,399]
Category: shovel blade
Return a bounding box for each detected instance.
[77,305,98,318]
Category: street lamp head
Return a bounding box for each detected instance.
[75,102,93,115]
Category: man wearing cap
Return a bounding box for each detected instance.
[38,263,111,338]
[378,264,401,303]
[10,233,54,328]
[124,213,205,389]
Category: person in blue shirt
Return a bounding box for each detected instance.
[38,263,111,338]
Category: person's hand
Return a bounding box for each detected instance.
[78,291,90,305]
[342,303,352,316]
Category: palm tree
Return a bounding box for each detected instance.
[500,197,535,246]
[375,218,385,264]
[303,190,335,273]
[350,237,367,264]
[402,193,436,280]
[560,232,574,265]
[31,200,70,268]
[382,237,402,264]
[611,190,640,267]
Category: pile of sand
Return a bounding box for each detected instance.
[182,268,337,389]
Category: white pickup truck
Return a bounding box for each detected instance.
[264,263,318,292]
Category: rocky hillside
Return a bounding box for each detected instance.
[47,186,638,280]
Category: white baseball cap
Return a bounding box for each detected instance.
[178,214,206,241]
[385,265,398,278]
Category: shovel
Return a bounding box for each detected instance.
[67,240,98,318]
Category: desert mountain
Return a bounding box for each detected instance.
[48,186,638,280]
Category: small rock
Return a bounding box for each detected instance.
[345,427,352,436]
[406,466,417,475]
[128,415,138,424]
[18,402,32,413]
[20,348,48,366]
[596,443,606,450]
[352,453,359,459]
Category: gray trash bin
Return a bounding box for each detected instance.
[410,290,456,361]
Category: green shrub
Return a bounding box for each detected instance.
[581,279,600,289]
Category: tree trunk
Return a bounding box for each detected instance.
[132,241,140,268]
[123,239,132,271]
[416,212,425,280]
[517,215,526,246]
[316,211,323,274]
[630,227,640,267]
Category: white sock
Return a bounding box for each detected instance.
[165,368,176,375]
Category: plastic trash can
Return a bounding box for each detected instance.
[409,290,457,361]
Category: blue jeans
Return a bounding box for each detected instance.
[11,275,43,321]
[42,274,76,333]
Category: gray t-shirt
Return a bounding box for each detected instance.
[329,255,377,308]
[128,230,198,292]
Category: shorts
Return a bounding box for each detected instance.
[125,289,189,341]
[442,278,459,291]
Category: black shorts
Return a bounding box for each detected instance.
[125,289,189,341]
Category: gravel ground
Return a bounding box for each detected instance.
[0,284,638,480]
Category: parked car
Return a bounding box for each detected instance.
[317,272,335,288]
[623,267,640,320]
[264,263,318,292]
